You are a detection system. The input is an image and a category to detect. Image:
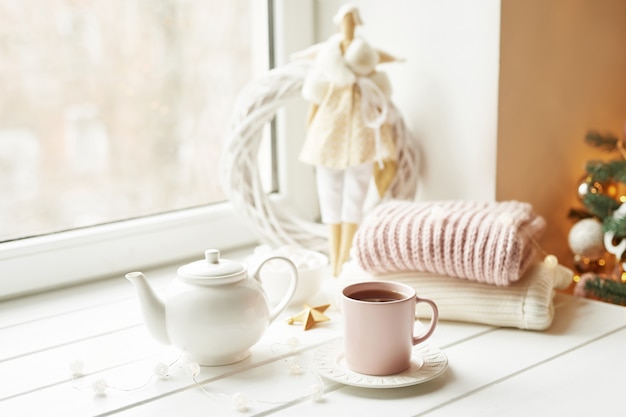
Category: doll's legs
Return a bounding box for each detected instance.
[316,163,371,224]
[316,163,371,275]
[315,167,342,276]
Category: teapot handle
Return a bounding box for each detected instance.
[253,256,299,323]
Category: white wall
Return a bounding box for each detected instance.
[314,0,501,201]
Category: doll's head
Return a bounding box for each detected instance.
[333,4,363,28]
[334,4,362,49]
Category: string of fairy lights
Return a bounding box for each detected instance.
[70,336,325,413]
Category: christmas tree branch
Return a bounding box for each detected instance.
[585,131,626,159]
[567,208,593,221]
[585,160,612,182]
[609,160,626,183]
[583,193,620,219]
[584,276,626,306]
[602,216,626,239]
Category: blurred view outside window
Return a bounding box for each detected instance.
[0,0,269,242]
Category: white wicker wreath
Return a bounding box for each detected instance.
[221,60,419,254]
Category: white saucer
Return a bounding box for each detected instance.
[312,339,448,388]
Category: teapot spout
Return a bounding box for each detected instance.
[125,272,170,345]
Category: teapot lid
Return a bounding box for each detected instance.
[177,249,246,284]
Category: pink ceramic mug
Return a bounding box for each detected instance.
[341,281,439,376]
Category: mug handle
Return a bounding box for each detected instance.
[412,297,439,345]
[253,256,299,323]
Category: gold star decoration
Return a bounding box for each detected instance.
[286,304,331,330]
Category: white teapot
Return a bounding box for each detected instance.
[126,249,298,366]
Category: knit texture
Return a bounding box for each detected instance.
[353,200,546,285]
[340,260,572,330]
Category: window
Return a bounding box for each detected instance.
[1,0,270,241]
[0,0,316,299]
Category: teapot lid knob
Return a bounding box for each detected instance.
[205,249,220,264]
[177,249,246,283]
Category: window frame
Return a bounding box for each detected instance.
[0,0,317,299]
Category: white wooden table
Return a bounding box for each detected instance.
[1,260,625,417]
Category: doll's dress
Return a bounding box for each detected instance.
[299,34,397,170]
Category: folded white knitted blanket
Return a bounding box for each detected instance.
[340,260,572,330]
[353,200,547,285]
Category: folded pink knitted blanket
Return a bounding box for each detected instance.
[353,200,546,285]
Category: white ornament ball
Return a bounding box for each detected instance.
[568,218,605,259]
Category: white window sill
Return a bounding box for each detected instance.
[2,248,626,416]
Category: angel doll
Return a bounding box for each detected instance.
[294,4,401,276]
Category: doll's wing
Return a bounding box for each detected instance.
[377,49,405,64]
[289,42,325,62]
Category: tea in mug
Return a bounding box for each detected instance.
[348,289,405,303]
